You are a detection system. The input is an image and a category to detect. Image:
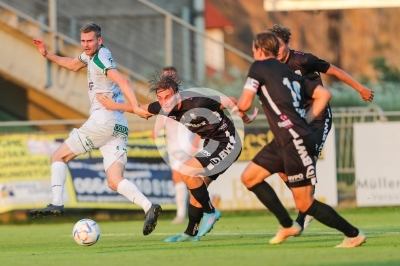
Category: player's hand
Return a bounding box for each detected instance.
[96,93,115,109]
[33,38,48,57]
[240,107,258,124]
[360,87,374,102]
[134,107,153,120]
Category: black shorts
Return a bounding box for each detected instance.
[309,111,332,158]
[252,134,317,188]
[194,134,242,180]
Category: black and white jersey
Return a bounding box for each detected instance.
[148,91,236,141]
[285,49,331,120]
[244,58,316,147]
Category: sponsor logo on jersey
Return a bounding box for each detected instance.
[218,122,228,131]
[278,115,293,129]
[185,121,207,127]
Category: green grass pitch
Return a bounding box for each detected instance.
[1,207,399,266]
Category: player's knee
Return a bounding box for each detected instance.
[294,200,313,213]
[107,180,119,191]
[241,172,254,188]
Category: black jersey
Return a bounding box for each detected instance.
[245,58,317,147]
[147,91,236,141]
[285,49,331,120]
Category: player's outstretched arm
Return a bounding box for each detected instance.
[96,94,133,112]
[307,85,332,124]
[33,38,86,72]
[106,69,152,119]
[326,64,374,102]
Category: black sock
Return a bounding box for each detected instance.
[305,200,359,237]
[184,204,203,236]
[249,181,292,228]
[295,212,307,228]
[189,182,214,213]
[295,185,315,228]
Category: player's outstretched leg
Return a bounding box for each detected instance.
[164,233,200,242]
[143,204,162,235]
[197,209,221,236]
[30,204,64,218]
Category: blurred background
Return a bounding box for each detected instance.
[1,0,400,222]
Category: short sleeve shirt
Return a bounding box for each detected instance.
[79,45,125,114]
[148,91,236,141]
[285,50,331,120]
[244,58,316,147]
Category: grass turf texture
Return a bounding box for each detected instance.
[1,207,399,266]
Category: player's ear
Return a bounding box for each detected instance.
[98,36,103,44]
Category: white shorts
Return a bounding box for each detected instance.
[65,109,128,171]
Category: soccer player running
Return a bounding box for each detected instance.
[236,31,366,247]
[98,74,257,242]
[30,22,162,236]
[268,24,374,231]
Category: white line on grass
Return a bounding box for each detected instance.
[63,231,400,237]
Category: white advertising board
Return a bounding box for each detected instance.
[354,122,400,206]
[208,125,338,210]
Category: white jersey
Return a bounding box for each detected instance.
[78,45,125,115]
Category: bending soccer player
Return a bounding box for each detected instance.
[98,74,257,242]
[30,22,161,236]
[236,31,366,248]
[151,67,201,225]
[268,24,374,231]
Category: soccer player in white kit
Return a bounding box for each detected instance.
[30,22,161,235]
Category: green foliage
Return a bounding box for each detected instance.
[371,57,400,82]
[204,66,400,112]
[329,81,400,111]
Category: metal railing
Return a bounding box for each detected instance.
[1,106,399,188]
[0,0,252,88]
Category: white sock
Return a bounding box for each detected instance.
[117,179,152,213]
[51,162,67,206]
[175,182,188,218]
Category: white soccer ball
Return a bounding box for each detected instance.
[72,218,101,246]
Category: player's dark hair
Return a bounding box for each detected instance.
[268,24,291,44]
[162,66,178,73]
[80,22,102,38]
[161,66,180,82]
[149,72,181,94]
[253,32,279,57]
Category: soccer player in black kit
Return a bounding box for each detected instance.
[269,24,374,232]
[98,74,257,242]
[236,31,366,247]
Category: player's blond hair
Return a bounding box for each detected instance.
[80,22,102,38]
[253,32,279,57]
